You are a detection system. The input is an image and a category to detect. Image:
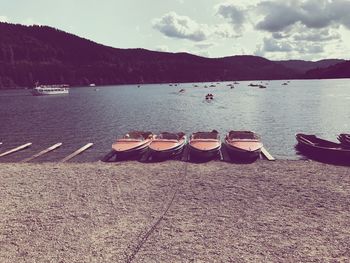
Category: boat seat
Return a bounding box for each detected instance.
[191,139,219,142]
[227,139,260,142]
[154,139,179,143]
[117,139,143,142]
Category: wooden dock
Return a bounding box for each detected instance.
[20,143,62,163]
[261,147,275,161]
[60,143,93,162]
[0,143,32,158]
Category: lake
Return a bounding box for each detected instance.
[0,79,349,162]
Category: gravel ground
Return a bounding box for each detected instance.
[0,160,350,262]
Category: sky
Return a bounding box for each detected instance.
[1,0,350,60]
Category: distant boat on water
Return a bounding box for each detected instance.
[249,83,266,89]
[89,83,96,87]
[31,84,69,96]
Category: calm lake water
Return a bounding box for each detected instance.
[0,79,349,162]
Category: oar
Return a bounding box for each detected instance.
[20,143,62,162]
[0,143,32,157]
[261,147,275,161]
[60,143,93,162]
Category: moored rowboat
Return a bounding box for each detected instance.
[188,130,221,160]
[338,133,350,148]
[112,131,154,159]
[296,133,350,162]
[225,131,263,161]
[149,132,186,159]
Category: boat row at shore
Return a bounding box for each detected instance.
[1,133,349,164]
[100,131,350,164]
[104,130,271,163]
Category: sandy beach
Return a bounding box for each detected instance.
[0,160,350,262]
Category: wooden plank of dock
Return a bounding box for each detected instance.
[20,143,62,163]
[0,143,32,158]
[60,143,93,162]
[261,147,275,161]
[181,145,190,162]
[220,144,231,162]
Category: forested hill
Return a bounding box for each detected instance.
[303,61,350,79]
[0,22,347,89]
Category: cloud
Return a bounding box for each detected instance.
[152,12,209,42]
[0,16,8,22]
[301,45,324,54]
[255,36,325,57]
[154,45,169,52]
[215,3,246,32]
[21,18,42,26]
[261,38,293,52]
[293,28,341,42]
[153,12,240,42]
[272,32,290,39]
[194,43,215,49]
[255,0,350,33]
[213,23,241,38]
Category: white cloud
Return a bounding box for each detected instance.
[255,36,326,59]
[194,42,215,49]
[261,38,293,53]
[213,23,241,38]
[21,18,42,26]
[293,28,341,42]
[153,12,240,42]
[154,45,169,52]
[152,12,209,42]
[0,16,8,22]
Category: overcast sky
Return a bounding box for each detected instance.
[1,0,350,60]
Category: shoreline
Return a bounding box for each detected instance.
[1,160,350,262]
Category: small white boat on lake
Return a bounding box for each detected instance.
[31,84,69,96]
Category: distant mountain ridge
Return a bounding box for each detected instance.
[276,59,345,74]
[0,22,348,89]
[303,61,350,79]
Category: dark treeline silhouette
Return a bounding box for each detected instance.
[303,61,350,79]
[0,22,348,89]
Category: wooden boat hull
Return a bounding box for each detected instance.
[112,139,152,159]
[224,131,263,161]
[296,133,350,163]
[225,142,262,160]
[188,131,221,160]
[338,134,350,148]
[149,138,186,159]
[188,143,221,160]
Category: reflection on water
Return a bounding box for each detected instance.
[0,79,349,161]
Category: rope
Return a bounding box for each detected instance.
[125,162,188,263]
